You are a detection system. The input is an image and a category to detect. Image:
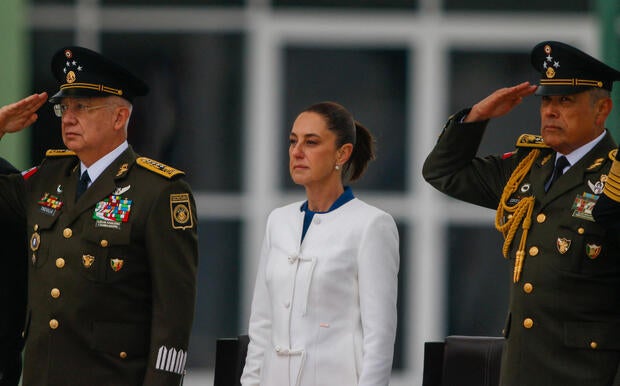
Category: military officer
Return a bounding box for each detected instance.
[423,41,620,386]
[0,92,47,386]
[0,46,198,385]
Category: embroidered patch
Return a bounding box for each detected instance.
[155,346,187,375]
[93,195,132,223]
[571,193,598,221]
[170,193,193,230]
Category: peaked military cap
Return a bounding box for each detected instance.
[531,41,620,96]
[48,46,149,103]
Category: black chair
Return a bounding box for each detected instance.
[422,335,504,386]
[213,335,249,386]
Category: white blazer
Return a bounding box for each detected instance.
[241,198,399,386]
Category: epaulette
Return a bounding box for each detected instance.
[515,134,550,149]
[136,157,185,179]
[45,149,77,157]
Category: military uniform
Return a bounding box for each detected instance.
[0,146,198,386]
[423,41,620,385]
[424,111,620,385]
[0,158,26,386]
[0,46,199,385]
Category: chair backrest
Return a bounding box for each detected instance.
[213,335,249,386]
[422,335,504,386]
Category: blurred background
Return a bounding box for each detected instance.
[1,0,619,384]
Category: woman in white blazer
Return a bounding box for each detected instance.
[241,101,400,386]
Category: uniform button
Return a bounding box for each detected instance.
[590,341,598,349]
[119,352,128,359]
[56,258,65,268]
[100,239,109,248]
[313,217,321,224]
[275,345,281,352]
[523,283,533,294]
[63,228,72,238]
[49,319,59,329]
[523,318,534,329]
[34,224,39,231]
[536,213,546,223]
[578,227,585,235]
[50,288,60,299]
[529,246,539,256]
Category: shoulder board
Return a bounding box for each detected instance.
[45,149,77,157]
[515,134,550,149]
[136,157,185,179]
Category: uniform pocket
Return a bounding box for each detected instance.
[81,223,132,282]
[564,321,620,350]
[91,321,150,359]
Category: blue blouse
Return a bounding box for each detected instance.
[299,186,355,242]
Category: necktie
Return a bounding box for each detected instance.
[546,155,569,191]
[76,170,91,201]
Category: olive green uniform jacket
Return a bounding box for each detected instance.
[423,110,620,386]
[0,146,198,386]
[0,158,26,386]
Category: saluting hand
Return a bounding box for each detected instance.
[464,82,538,123]
[0,92,48,137]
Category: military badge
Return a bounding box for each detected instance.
[110,258,124,272]
[520,183,531,193]
[82,254,95,268]
[586,158,605,171]
[587,178,605,195]
[586,244,602,259]
[30,232,40,252]
[113,185,131,195]
[557,237,571,254]
[170,193,193,230]
[116,163,129,177]
[571,193,598,222]
[30,232,41,265]
[38,193,64,215]
[93,195,132,223]
[541,153,553,165]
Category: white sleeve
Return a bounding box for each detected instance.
[240,218,273,386]
[357,212,400,386]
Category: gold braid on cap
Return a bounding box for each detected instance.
[494,149,539,283]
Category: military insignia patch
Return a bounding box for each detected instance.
[38,193,64,216]
[557,237,571,254]
[571,193,598,221]
[170,193,193,230]
[116,163,129,177]
[587,158,605,171]
[93,195,132,223]
[82,254,95,268]
[113,185,131,195]
[110,258,124,272]
[586,244,602,259]
[587,177,605,195]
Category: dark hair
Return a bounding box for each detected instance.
[303,101,375,182]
